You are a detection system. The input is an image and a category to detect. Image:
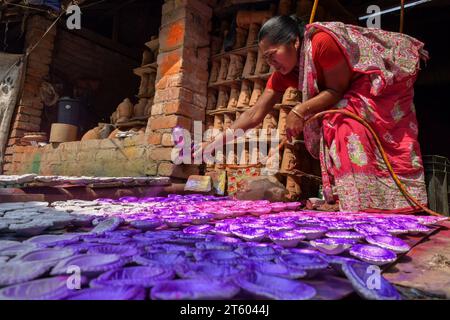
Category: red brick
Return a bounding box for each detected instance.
[149,147,174,161]
[18,105,43,117]
[164,101,205,121]
[147,133,162,145]
[149,115,191,130]
[13,120,40,132]
[157,49,182,77]
[158,162,199,178]
[159,20,185,52]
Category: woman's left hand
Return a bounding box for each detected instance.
[285,109,305,142]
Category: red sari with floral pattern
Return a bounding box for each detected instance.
[299,22,429,213]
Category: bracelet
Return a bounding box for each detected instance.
[291,108,306,121]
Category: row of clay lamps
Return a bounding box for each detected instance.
[210,50,269,84]
[207,79,265,111]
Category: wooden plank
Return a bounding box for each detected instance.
[384,221,450,299]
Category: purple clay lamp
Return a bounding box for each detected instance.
[349,244,397,266]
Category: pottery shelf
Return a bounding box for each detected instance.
[115,120,148,129]
[133,63,157,77]
[208,72,272,89]
[211,44,258,60]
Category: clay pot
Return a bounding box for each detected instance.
[256,50,270,75]
[249,80,264,107]
[207,90,217,110]
[214,115,224,131]
[278,0,293,15]
[117,98,133,123]
[211,36,223,55]
[142,50,154,65]
[281,145,298,173]
[237,80,252,109]
[223,113,234,130]
[286,175,302,200]
[278,107,289,139]
[236,10,273,28]
[110,111,118,124]
[139,74,149,96]
[234,27,248,49]
[282,87,302,105]
[247,23,260,46]
[144,99,153,117]
[216,88,229,110]
[218,57,229,81]
[227,85,240,109]
[81,126,101,141]
[147,72,156,96]
[134,99,148,118]
[262,110,279,132]
[226,54,244,81]
[209,61,220,84]
[242,51,257,78]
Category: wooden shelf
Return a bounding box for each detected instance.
[133,63,157,77]
[208,73,270,89]
[211,44,258,60]
[115,120,147,129]
[145,39,159,51]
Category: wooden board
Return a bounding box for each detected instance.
[383,222,450,299]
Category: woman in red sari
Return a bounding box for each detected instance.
[204,15,429,213]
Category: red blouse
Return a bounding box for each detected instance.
[266,31,348,92]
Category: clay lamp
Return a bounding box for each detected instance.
[349,244,397,266]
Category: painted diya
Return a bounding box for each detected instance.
[295,226,328,240]
[268,230,306,248]
[130,218,162,231]
[248,261,307,279]
[150,279,240,300]
[231,227,267,242]
[90,217,124,234]
[195,250,243,265]
[0,262,52,287]
[342,260,401,300]
[349,244,397,266]
[133,252,186,266]
[236,244,278,261]
[365,235,411,254]
[325,230,365,240]
[87,245,141,263]
[175,262,242,280]
[0,243,39,257]
[0,276,85,300]
[24,234,80,247]
[91,266,175,288]
[235,271,316,300]
[354,224,389,236]
[278,252,329,278]
[11,248,75,266]
[309,238,357,255]
[183,225,214,235]
[51,254,125,277]
[66,286,146,300]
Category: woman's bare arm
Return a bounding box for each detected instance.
[231,88,283,131]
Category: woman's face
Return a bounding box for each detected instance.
[259,37,300,75]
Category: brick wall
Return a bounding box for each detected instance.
[2,15,56,173]
[146,0,212,178]
[4,1,214,180]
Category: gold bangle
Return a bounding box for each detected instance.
[291,108,305,121]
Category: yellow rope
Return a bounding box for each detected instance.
[309,0,320,24]
[400,0,405,33]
